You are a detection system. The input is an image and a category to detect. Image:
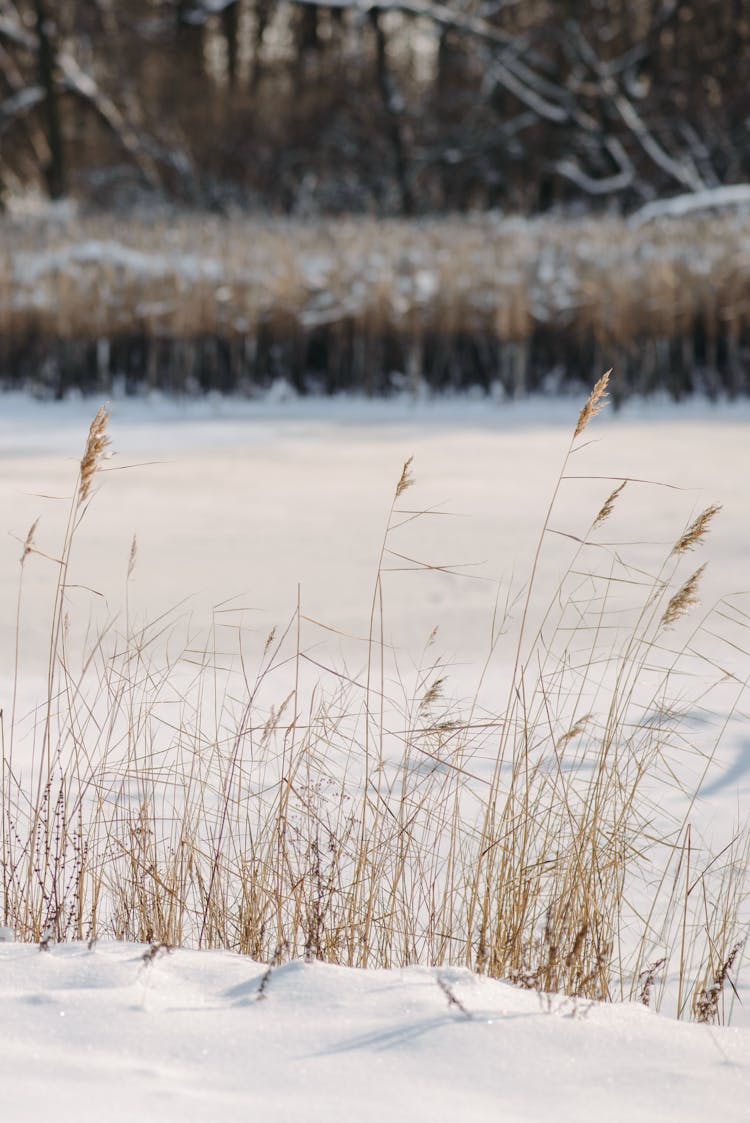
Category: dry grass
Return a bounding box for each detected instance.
[1,379,748,1023]
[2,210,750,396]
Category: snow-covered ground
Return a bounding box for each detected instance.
[3,388,750,678]
[3,387,749,813]
[1,390,749,1118]
[1,941,748,1123]
[3,388,750,787]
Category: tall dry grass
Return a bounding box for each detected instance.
[1,379,747,1022]
[2,209,750,397]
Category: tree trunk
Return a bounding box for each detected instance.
[251,0,273,90]
[370,8,414,216]
[33,0,66,198]
[221,1,240,89]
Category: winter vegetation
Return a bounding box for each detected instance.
[2,379,747,1035]
[2,4,750,1116]
[2,1,750,402]
[3,205,750,399]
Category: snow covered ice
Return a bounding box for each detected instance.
[1,391,748,1121]
[1,942,748,1123]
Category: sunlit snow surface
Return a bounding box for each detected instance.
[1,942,748,1123]
[2,389,750,783]
[1,391,749,1107]
[2,390,750,821]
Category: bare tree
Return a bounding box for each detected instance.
[0,0,747,209]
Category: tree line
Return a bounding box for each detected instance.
[1,0,749,214]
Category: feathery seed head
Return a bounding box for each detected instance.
[395,456,415,499]
[419,676,446,713]
[574,370,611,438]
[79,405,110,503]
[556,713,592,749]
[593,481,626,530]
[661,564,706,628]
[671,504,722,556]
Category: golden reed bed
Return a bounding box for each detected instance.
[2,210,749,397]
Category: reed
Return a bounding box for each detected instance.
[2,210,750,398]
[0,378,747,1023]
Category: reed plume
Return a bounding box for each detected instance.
[2,382,746,1027]
[661,565,706,628]
[79,406,110,503]
[593,481,626,530]
[671,504,722,556]
[395,456,415,499]
[574,370,611,438]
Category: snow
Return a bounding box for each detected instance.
[1,941,748,1123]
[12,239,224,286]
[3,389,750,695]
[1,391,749,1114]
[3,391,750,810]
[631,183,750,225]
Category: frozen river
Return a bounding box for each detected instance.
[2,390,749,669]
[2,388,750,814]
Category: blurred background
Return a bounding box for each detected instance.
[1,0,749,398]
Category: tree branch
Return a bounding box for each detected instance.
[0,84,45,137]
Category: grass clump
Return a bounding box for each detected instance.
[0,377,747,1023]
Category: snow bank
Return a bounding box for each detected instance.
[1,942,747,1123]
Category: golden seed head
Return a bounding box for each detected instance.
[661,564,706,628]
[79,405,111,503]
[574,370,611,439]
[593,481,626,530]
[671,504,722,556]
[395,455,415,499]
[419,676,446,713]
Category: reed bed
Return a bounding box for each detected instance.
[1,378,748,1024]
[2,210,750,398]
